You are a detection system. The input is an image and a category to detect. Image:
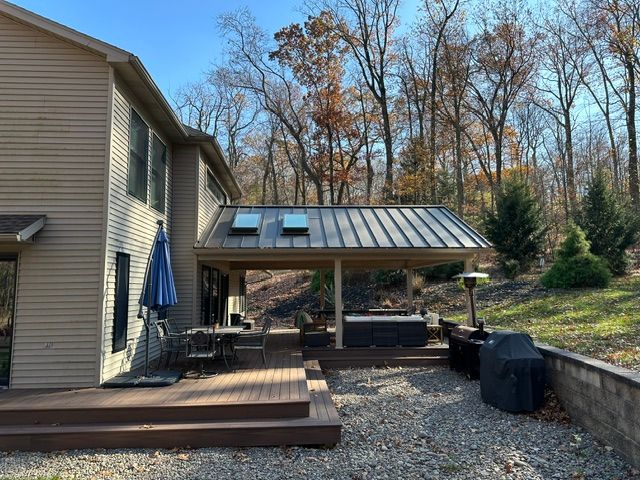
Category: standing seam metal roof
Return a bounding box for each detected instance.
[198,206,491,250]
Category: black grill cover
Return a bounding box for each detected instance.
[479,331,545,412]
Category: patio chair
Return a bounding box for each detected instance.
[297,310,331,347]
[154,320,184,367]
[232,317,272,367]
[185,328,218,377]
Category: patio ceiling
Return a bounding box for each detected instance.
[195,205,490,270]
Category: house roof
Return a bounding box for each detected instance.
[198,205,490,250]
[0,215,46,242]
[0,0,242,201]
[195,206,490,270]
[195,205,491,262]
[182,125,242,201]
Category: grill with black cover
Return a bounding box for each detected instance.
[449,325,489,379]
[479,331,545,412]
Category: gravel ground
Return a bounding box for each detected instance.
[0,366,637,480]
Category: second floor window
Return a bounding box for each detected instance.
[151,134,167,213]
[128,109,167,213]
[207,169,227,204]
[128,110,149,202]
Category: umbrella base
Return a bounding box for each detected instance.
[102,370,182,388]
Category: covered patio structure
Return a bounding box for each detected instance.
[195,205,492,348]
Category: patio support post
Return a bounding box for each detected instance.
[334,259,343,349]
[319,269,326,310]
[464,257,474,327]
[406,268,414,313]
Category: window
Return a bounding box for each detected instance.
[282,213,309,233]
[150,134,167,213]
[231,213,261,233]
[128,110,149,202]
[206,169,227,204]
[113,253,130,353]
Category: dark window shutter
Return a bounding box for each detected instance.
[113,253,130,353]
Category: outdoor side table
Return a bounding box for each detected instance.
[426,324,443,344]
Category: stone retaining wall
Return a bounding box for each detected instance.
[537,344,640,467]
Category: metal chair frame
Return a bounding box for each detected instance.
[232,317,272,368]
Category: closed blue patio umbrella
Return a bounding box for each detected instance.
[138,220,177,377]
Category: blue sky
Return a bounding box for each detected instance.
[11,0,420,100]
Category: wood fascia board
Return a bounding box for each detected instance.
[194,247,486,261]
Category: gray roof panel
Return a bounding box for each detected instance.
[199,206,491,251]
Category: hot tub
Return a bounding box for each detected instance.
[343,315,426,347]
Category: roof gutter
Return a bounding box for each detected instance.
[127,55,189,140]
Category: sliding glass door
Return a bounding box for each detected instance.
[0,256,17,387]
[201,266,228,325]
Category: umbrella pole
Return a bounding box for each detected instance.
[144,304,150,377]
[140,221,162,379]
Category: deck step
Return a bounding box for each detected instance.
[312,356,448,368]
[303,345,449,368]
[0,398,311,426]
[0,361,341,451]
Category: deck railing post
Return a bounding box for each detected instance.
[319,269,326,310]
[334,259,343,349]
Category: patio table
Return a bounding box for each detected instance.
[184,326,244,368]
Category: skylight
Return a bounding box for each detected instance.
[282,213,309,233]
[231,213,261,233]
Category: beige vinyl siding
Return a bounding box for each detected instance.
[169,145,199,330]
[100,81,173,382]
[195,151,229,324]
[198,152,227,237]
[0,14,109,388]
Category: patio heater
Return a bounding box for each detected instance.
[453,272,489,328]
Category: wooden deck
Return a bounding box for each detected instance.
[0,330,341,451]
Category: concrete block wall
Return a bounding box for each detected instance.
[538,344,640,467]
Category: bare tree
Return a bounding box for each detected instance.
[219,9,325,203]
[312,0,400,200]
[467,0,540,189]
[437,23,471,216]
[533,10,588,213]
[422,0,461,202]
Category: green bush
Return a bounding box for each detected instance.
[483,177,547,273]
[417,261,464,280]
[541,224,611,289]
[501,259,520,279]
[310,270,333,292]
[577,170,639,275]
[370,269,406,287]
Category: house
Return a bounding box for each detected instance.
[0,0,244,389]
[0,0,492,393]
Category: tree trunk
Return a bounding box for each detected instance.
[627,59,639,208]
[563,111,576,212]
[454,114,464,217]
[494,132,503,186]
[380,99,394,201]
